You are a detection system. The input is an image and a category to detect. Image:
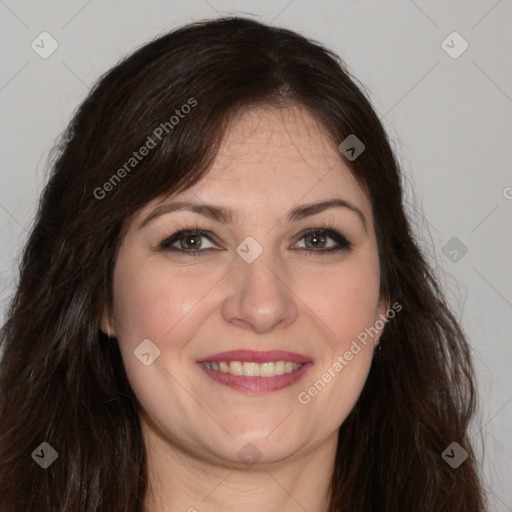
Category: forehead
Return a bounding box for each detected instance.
[132,104,373,229]
[188,105,369,210]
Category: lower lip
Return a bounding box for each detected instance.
[197,362,314,394]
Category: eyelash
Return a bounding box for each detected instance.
[156,221,353,257]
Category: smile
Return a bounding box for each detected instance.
[202,360,303,377]
[197,349,313,393]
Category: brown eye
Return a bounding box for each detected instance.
[159,230,217,254]
[178,234,202,250]
[158,227,353,257]
[296,228,353,254]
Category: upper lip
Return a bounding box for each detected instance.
[197,350,313,364]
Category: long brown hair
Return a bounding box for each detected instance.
[0,16,486,511]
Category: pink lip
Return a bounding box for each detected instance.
[197,361,314,394]
[197,349,312,364]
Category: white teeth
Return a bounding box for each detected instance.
[275,361,285,375]
[230,361,243,375]
[259,362,275,377]
[243,361,260,376]
[202,360,304,377]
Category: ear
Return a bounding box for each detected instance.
[374,298,390,346]
[99,308,115,338]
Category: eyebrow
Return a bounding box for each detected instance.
[138,198,367,232]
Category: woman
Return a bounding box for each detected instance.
[0,16,487,511]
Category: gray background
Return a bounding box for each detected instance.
[1,1,511,509]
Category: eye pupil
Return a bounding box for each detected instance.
[181,234,201,249]
[305,232,326,249]
[161,228,348,255]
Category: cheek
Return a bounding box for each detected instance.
[112,257,205,337]
[112,245,381,360]
[298,254,381,349]
[293,260,380,430]
[293,253,381,416]
[110,259,219,410]
[329,278,380,347]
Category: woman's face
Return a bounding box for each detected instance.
[103,105,388,467]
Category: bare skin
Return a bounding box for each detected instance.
[102,104,388,512]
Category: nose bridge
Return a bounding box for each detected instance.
[222,235,298,332]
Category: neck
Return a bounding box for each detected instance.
[141,413,337,512]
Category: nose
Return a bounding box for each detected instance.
[221,244,299,334]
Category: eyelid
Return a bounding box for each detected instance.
[157,227,219,251]
[156,222,354,254]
